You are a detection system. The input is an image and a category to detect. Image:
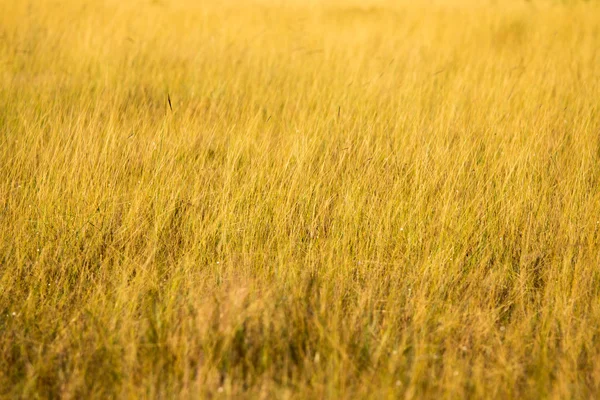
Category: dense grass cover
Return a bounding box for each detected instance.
[1,0,600,397]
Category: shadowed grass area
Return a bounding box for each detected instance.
[1,0,600,398]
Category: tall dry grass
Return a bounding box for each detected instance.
[1,0,600,398]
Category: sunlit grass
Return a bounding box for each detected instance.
[1,0,600,398]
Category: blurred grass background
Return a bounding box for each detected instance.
[1,0,600,398]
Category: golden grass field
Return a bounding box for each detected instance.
[1,0,600,398]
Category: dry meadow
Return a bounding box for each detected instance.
[1,0,600,398]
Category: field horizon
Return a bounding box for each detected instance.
[2,0,600,398]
